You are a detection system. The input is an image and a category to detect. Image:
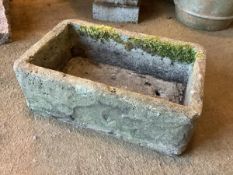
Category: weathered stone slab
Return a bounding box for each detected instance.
[0,0,10,45]
[96,0,140,6]
[93,2,139,23]
[14,20,206,155]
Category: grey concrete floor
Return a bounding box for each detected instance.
[0,0,233,174]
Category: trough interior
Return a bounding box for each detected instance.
[30,24,194,105]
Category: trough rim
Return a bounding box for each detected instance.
[13,19,206,122]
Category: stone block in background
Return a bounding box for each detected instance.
[93,1,139,23]
[97,0,140,6]
[0,0,10,45]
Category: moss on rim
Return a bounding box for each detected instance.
[79,25,123,43]
[78,25,196,63]
[126,37,196,63]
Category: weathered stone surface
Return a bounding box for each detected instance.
[14,20,206,155]
[0,0,10,45]
[96,0,139,6]
[63,57,185,104]
[93,2,139,23]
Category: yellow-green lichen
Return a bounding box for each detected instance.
[196,52,205,59]
[79,25,123,43]
[78,25,196,64]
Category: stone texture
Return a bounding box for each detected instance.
[63,57,185,104]
[96,0,140,6]
[93,1,139,23]
[0,0,10,45]
[13,20,206,155]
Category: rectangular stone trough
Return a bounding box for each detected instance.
[0,0,10,45]
[14,20,206,155]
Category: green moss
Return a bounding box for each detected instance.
[79,25,123,43]
[126,37,196,63]
[78,25,196,64]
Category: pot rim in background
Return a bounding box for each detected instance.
[174,0,233,31]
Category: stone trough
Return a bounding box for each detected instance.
[14,20,206,155]
[0,0,10,45]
